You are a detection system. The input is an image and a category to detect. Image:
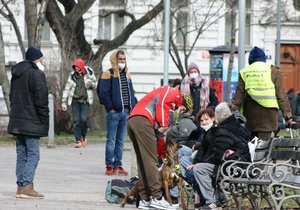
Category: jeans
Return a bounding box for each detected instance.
[179,145,194,182]
[15,135,40,187]
[105,109,129,168]
[71,100,89,141]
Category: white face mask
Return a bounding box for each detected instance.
[118,63,126,70]
[190,73,198,79]
[36,62,45,71]
[201,122,213,131]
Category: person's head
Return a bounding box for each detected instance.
[180,93,193,113]
[287,88,295,95]
[116,50,126,70]
[187,62,200,79]
[25,47,45,71]
[215,102,232,124]
[248,46,266,65]
[72,58,87,76]
[197,108,215,131]
[172,78,181,89]
[25,47,43,63]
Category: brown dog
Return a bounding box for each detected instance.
[120,140,187,210]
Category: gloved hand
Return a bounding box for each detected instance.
[62,102,67,111]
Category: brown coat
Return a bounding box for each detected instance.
[232,65,292,133]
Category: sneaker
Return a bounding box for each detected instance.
[105,165,115,175]
[81,138,87,147]
[199,203,222,210]
[74,141,82,148]
[150,197,176,210]
[138,200,152,209]
[18,184,44,199]
[114,166,128,176]
[171,196,180,208]
[15,187,22,198]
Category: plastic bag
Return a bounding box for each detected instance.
[248,136,259,162]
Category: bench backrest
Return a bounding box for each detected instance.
[268,137,300,163]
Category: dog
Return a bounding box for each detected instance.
[120,139,188,210]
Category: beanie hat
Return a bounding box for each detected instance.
[181,93,193,112]
[248,46,266,65]
[187,62,200,75]
[215,102,232,124]
[72,58,87,75]
[25,47,43,61]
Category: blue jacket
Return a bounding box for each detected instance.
[97,50,136,113]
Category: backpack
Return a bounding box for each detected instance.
[97,68,114,104]
[105,176,139,204]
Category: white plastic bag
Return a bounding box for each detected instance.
[248,136,259,162]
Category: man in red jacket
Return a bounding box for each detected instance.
[127,86,182,210]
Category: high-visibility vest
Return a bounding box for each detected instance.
[240,62,279,109]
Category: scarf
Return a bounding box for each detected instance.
[181,74,210,111]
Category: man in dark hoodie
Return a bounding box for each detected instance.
[232,46,292,140]
[8,47,49,199]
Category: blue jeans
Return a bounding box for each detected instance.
[179,145,195,183]
[71,100,89,141]
[15,135,40,187]
[105,109,129,168]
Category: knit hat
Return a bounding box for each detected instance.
[248,46,266,65]
[25,47,43,61]
[215,102,232,124]
[181,93,193,112]
[187,62,200,75]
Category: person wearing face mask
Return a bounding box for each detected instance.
[181,62,210,119]
[177,108,216,208]
[98,49,137,176]
[8,47,49,199]
[193,102,251,209]
[61,58,97,148]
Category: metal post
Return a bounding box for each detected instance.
[47,94,55,148]
[275,0,281,68]
[163,0,170,85]
[238,0,246,70]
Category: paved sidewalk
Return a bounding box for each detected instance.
[0,142,137,210]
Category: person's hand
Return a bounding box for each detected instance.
[158,126,168,133]
[110,109,115,113]
[85,80,93,88]
[62,102,67,111]
[186,165,194,170]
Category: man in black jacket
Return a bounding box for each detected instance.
[8,47,49,199]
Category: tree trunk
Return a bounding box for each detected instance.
[226,1,237,102]
[25,0,38,47]
[0,23,10,113]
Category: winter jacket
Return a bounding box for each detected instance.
[129,86,182,127]
[232,65,292,132]
[166,112,197,146]
[8,60,49,137]
[98,51,136,113]
[62,66,97,106]
[193,115,251,165]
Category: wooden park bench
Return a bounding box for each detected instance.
[218,137,300,210]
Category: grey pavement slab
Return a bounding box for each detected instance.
[0,142,138,210]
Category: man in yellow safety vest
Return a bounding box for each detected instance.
[231,46,292,140]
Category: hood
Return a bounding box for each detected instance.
[11,61,36,78]
[219,115,250,140]
[72,59,87,75]
[110,49,128,72]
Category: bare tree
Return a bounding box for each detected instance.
[225,0,238,102]
[169,0,226,78]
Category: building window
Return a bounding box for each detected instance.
[171,0,189,45]
[98,0,125,40]
[24,19,51,41]
[225,0,251,46]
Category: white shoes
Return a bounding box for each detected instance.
[150,197,177,210]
